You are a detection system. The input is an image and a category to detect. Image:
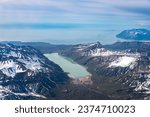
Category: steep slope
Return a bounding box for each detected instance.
[0,44,69,100]
[61,42,150,99]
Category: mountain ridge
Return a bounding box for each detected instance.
[60,41,150,99]
[0,43,69,100]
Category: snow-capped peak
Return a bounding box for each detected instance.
[116,28,150,40]
[72,42,141,68]
[0,44,45,78]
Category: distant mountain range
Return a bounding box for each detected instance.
[116,29,150,41]
[0,41,71,53]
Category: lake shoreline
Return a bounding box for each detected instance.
[71,75,93,85]
[44,53,91,79]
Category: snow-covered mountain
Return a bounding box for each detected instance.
[116,29,150,40]
[61,41,150,99]
[0,44,68,100]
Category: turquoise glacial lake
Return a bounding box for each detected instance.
[44,53,91,79]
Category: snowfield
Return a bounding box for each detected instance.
[109,56,138,68]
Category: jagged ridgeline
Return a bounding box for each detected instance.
[0,44,69,100]
[61,41,150,99]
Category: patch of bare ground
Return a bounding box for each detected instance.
[72,75,93,85]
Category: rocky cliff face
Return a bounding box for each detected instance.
[0,44,69,100]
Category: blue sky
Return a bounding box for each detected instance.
[0,0,150,44]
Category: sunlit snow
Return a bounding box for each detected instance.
[109,56,138,67]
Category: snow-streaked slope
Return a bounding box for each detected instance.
[89,48,116,56]
[62,41,150,99]
[74,42,140,68]
[0,43,69,100]
[89,48,140,68]
[0,60,25,77]
[88,47,140,57]
[0,86,46,99]
[135,79,150,93]
[0,44,44,78]
[109,56,138,68]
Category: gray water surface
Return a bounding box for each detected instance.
[44,53,91,79]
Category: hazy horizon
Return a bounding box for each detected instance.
[0,0,150,44]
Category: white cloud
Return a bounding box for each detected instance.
[0,0,150,43]
[0,0,150,24]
